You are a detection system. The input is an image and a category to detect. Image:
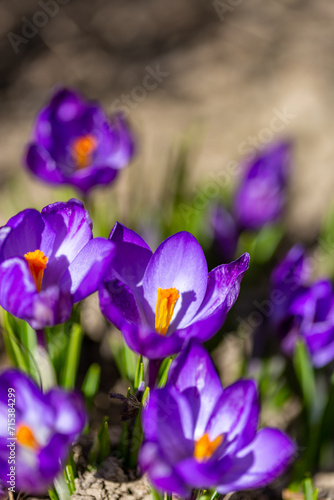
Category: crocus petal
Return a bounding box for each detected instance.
[175,455,234,489]
[99,280,140,330]
[139,442,189,498]
[142,387,194,461]
[41,199,92,264]
[25,144,66,185]
[178,254,250,342]
[142,232,208,330]
[206,380,259,453]
[59,237,115,302]
[121,322,184,359]
[109,222,152,288]
[216,428,296,494]
[0,209,55,261]
[168,341,223,439]
[0,258,36,322]
[45,389,86,440]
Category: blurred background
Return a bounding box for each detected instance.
[1,0,334,241]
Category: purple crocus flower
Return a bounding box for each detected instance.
[140,341,295,497]
[0,369,85,494]
[25,87,135,194]
[0,199,115,329]
[279,279,334,368]
[99,223,249,360]
[271,246,334,367]
[233,141,292,231]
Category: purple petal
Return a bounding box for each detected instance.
[41,199,92,285]
[109,222,152,288]
[206,380,259,453]
[99,280,140,330]
[210,203,239,263]
[121,323,184,359]
[45,388,86,440]
[175,455,233,489]
[59,237,115,302]
[142,387,194,461]
[168,341,223,438]
[25,144,65,185]
[139,442,189,497]
[142,232,208,330]
[178,254,250,342]
[216,428,296,493]
[0,209,55,261]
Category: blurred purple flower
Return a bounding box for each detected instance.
[0,199,115,329]
[271,246,334,367]
[25,88,135,194]
[140,341,295,497]
[0,369,85,494]
[233,141,292,231]
[99,223,249,359]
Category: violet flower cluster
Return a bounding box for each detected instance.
[25,88,135,194]
[0,369,85,494]
[140,341,295,496]
[271,245,334,368]
[211,140,292,261]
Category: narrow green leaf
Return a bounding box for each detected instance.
[134,355,143,391]
[65,464,76,494]
[302,478,316,500]
[293,340,316,418]
[158,358,172,388]
[48,488,60,500]
[54,474,71,500]
[90,416,111,466]
[81,363,101,408]
[61,323,83,389]
[3,311,29,373]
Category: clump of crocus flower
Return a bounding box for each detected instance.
[271,245,334,367]
[0,199,115,329]
[99,222,249,360]
[211,140,292,262]
[140,341,295,497]
[25,87,135,194]
[0,369,85,494]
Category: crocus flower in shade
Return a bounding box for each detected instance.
[25,87,135,194]
[233,140,292,231]
[0,199,115,329]
[140,341,295,497]
[99,223,249,360]
[270,246,334,367]
[0,369,85,494]
[210,203,239,263]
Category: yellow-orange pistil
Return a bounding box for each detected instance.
[16,423,39,451]
[72,134,97,169]
[24,250,48,292]
[194,433,223,462]
[155,287,179,336]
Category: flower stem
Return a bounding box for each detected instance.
[147,359,162,388]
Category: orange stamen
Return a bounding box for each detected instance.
[24,250,48,292]
[194,433,223,462]
[72,134,97,169]
[16,423,39,451]
[155,287,179,336]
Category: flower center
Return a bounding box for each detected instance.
[24,250,48,292]
[16,423,39,450]
[155,287,179,336]
[72,134,97,169]
[194,433,223,462]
